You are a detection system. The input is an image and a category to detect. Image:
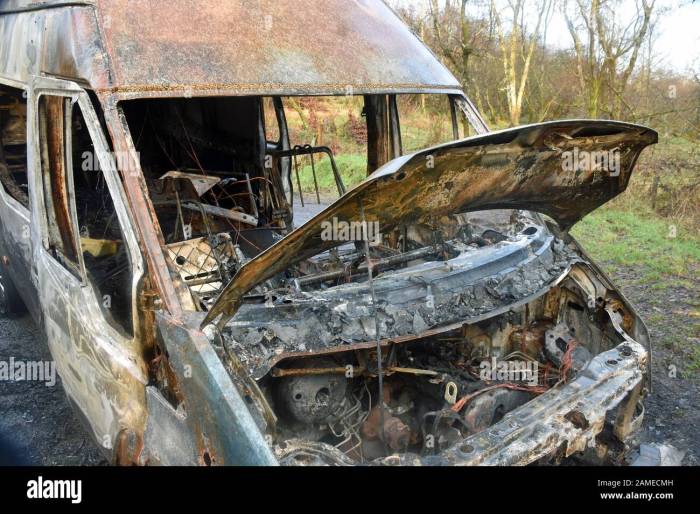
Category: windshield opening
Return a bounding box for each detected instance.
[119,94,528,311]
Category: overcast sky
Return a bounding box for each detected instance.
[393,0,699,74]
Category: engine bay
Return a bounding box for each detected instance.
[257,272,630,465]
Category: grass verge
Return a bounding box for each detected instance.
[572,206,699,282]
[573,205,699,378]
[296,153,367,196]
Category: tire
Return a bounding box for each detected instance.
[0,261,26,317]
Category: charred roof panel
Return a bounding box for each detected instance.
[0,1,94,14]
[93,0,462,97]
[0,3,112,89]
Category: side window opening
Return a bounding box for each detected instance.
[121,97,271,308]
[279,96,366,205]
[38,94,134,337]
[262,97,281,146]
[397,94,458,154]
[39,95,80,272]
[0,84,29,208]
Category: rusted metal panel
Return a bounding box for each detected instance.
[92,0,462,98]
[41,95,79,263]
[153,311,278,465]
[0,1,94,12]
[0,5,111,89]
[203,120,658,328]
[37,276,149,458]
[1,1,464,98]
[100,100,189,317]
[23,80,151,459]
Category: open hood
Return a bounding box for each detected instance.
[203,120,657,328]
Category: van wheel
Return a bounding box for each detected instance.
[0,262,26,317]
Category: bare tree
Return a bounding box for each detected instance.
[492,0,551,125]
[426,0,484,90]
[392,0,695,136]
[564,0,656,119]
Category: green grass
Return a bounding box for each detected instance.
[571,206,700,281]
[296,153,367,195]
[574,204,700,378]
[688,344,700,374]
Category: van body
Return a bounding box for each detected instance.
[0,0,656,465]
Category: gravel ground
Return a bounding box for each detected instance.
[0,262,697,466]
[605,265,700,466]
[0,313,106,466]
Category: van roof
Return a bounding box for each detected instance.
[0,0,462,99]
[0,1,91,13]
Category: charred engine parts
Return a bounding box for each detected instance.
[263,283,619,464]
[461,388,533,434]
[545,323,592,373]
[132,107,638,465]
[275,362,348,425]
[257,264,638,466]
[360,383,413,456]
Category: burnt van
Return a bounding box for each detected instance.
[0,0,656,465]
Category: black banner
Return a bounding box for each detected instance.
[0,465,691,508]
